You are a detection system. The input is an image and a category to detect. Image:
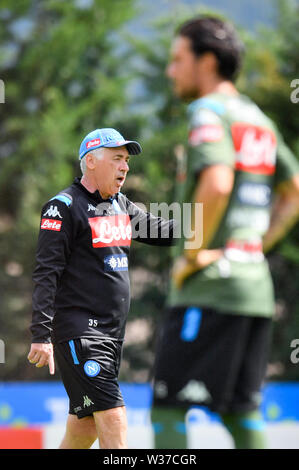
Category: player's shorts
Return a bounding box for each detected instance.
[54,337,125,419]
[152,306,272,414]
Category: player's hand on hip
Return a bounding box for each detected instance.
[196,249,224,269]
[27,343,55,375]
[172,249,224,288]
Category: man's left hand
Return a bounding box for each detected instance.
[172,249,223,289]
[27,343,55,375]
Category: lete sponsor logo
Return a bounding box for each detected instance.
[41,218,62,231]
[86,138,101,149]
[231,122,277,175]
[88,214,132,247]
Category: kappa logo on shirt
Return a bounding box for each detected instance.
[88,214,132,248]
[43,205,62,218]
[41,218,62,231]
[87,204,96,212]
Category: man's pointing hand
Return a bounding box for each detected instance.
[28,342,55,375]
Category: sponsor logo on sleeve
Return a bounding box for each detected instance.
[41,219,62,231]
[43,205,62,218]
[188,124,224,146]
[88,214,132,248]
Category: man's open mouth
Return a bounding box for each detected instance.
[116,176,125,186]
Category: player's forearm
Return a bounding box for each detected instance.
[263,194,299,253]
[31,269,58,343]
[184,192,230,261]
[30,306,54,343]
[184,166,233,261]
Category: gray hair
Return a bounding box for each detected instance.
[80,147,105,175]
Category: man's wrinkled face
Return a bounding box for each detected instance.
[166,35,202,101]
[91,146,130,199]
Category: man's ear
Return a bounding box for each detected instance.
[85,152,96,170]
[197,51,218,74]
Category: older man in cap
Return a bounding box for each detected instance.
[28,128,175,449]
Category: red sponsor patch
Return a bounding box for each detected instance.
[226,239,263,253]
[231,123,277,175]
[86,138,101,149]
[189,124,224,146]
[88,214,132,248]
[41,218,62,231]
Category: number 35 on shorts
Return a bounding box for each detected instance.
[88,319,98,327]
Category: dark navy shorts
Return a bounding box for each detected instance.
[54,337,124,419]
[152,306,272,414]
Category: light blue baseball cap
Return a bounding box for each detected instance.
[79,128,142,160]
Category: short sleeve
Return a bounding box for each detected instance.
[188,105,235,174]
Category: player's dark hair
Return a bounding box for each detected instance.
[177,16,244,82]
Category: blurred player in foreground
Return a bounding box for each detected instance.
[27,128,175,449]
[151,16,299,449]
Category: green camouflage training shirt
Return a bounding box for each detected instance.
[168,92,299,317]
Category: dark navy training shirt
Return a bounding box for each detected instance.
[30,177,175,343]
